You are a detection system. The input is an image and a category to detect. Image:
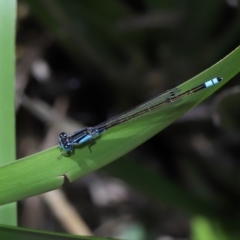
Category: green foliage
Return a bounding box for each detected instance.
[0,224,117,240]
[0,0,17,226]
[2,0,240,239]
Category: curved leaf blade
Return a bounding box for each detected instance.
[0,46,240,205]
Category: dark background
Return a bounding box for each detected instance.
[16,1,240,239]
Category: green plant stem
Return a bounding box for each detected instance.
[0,0,17,226]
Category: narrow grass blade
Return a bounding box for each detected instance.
[0,224,117,240]
[0,0,16,225]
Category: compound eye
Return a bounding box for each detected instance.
[64,143,71,151]
[59,132,67,138]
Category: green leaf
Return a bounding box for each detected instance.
[0,46,240,207]
[0,224,118,240]
[0,0,17,225]
[191,216,229,240]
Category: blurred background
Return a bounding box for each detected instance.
[16,0,240,239]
